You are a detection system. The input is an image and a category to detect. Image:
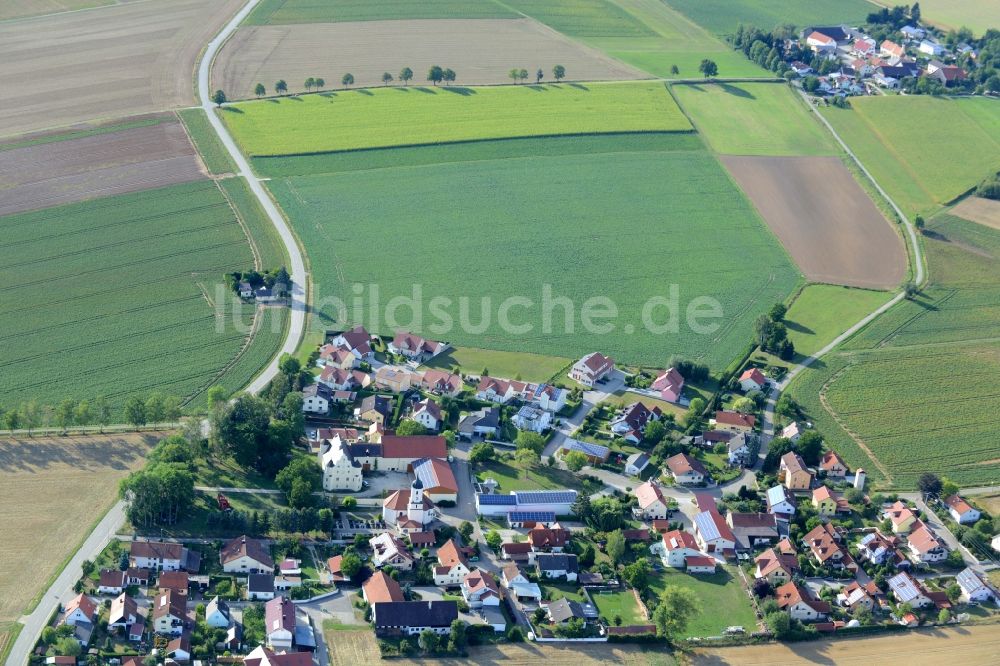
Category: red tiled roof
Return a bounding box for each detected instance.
[220,535,273,569]
[437,539,467,568]
[381,435,447,459]
[363,571,404,604]
[666,453,707,477]
[715,411,756,428]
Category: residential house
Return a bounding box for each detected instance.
[370,532,416,571]
[462,570,501,608]
[301,383,333,414]
[166,635,191,663]
[536,553,579,581]
[528,525,570,555]
[632,480,670,521]
[152,589,186,636]
[411,399,442,431]
[944,495,981,524]
[131,540,184,571]
[320,437,363,492]
[781,422,802,443]
[625,452,650,477]
[693,507,737,555]
[513,405,552,433]
[372,600,458,637]
[501,563,542,602]
[806,31,837,53]
[919,40,945,56]
[108,593,140,631]
[264,596,296,650]
[559,439,610,465]
[888,572,936,609]
[812,486,849,517]
[653,529,701,568]
[883,501,918,534]
[766,485,796,518]
[803,524,856,571]
[475,377,522,404]
[779,452,812,491]
[738,368,767,392]
[383,478,437,532]
[58,594,98,647]
[318,366,363,392]
[500,542,533,564]
[247,574,275,601]
[433,539,470,587]
[857,531,909,569]
[389,331,447,361]
[819,451,848,477]
[205,596,231,628]
[775,582,831,622]
[356,395,393,425]
[418,369,463,397]
[881,39,905,59]
[457,406,500,440]
[244,646,313,666]
[544,598,592,624]
[838,580,886,613]
[568,352,615,387]
[907,523,949,563]
[125,567,150,586]
[651,367,684,402]
[852,38,876,56]
[158,571,189,597]
[530,383,567,412]
[221,536,274,574]
[666,453,707,485]
[411,457,458,502]
[715,410,755,433]
[790,61,813,76]
[317,343,357,369]
[754,547,799,585]
[956,567,998,604]
[329,325,373,360]
[98,569,126,595]
[611,402,662,443]
[363,571,404,605]
[685,555,717,574]
[727,512,779,551]
[326,555,346,584]
[900,25,925,40]
[374,366,416,393]
[727,432,752,467]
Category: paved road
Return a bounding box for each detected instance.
[7,501,127,666]
[197,0,308,396]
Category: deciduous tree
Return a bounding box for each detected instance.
[553,64,566,81]
[255,83,266,97]
[400,67,413,85]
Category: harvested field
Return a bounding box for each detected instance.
[213,18,644,99]
[0,433,155,622]
[722,155,906,289]
[0,0,114,21]
[325,629,379,666]
[0,114,203,216]
[693,624,1000,665]
[400,641,676,665]
[0,0,243,137]
[951,197,1000,231]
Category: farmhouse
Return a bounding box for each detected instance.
[569,352,614,387]
[389,331,447,361]
[221,536,274,574]
[806,31,837,53]
[411,456,458,502]
[625,452,651,477]
[944,495,981,524]
[373,601,458,637]
[611,401,662,442]
[820,451,848,477]
[715,410,755,433]
[651,367,684,402]
[653,529,702,568]
[363,570,404,605]
[666,453,707,485]
[370,532,415,571]
[559,439,610,465]
[775,582,831,622]
[881,39,905,59]
[458,406,500,440]
[433,539,470,587]
[512,405,552,433]
[779,452,812,490]
[738,367,767,392]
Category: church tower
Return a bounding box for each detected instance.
[407,477,426,525]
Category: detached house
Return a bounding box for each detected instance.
[501,563,542,602]
[419,369,463,397]
[356,395,393,425]
[530,383,567,412]
[205,596,231,628]
[857,531,908,569]
[653,529,702,568]
[715,410,755,433]
[131,541,184,572]
[625,452,651,477]
[457,406,499,440]
[883,501,918,534]
[363,570,404,605]
[944,495,981,524]
[568,352,614,387]
[812,486,849,517]
[559,439,610,465]
[370,532,415,571]
[693,507,737,555]
[738,368,767,392]
[803,523,856,571]
[375,366,416,393]
[98,569,126,595]
[433,539,470,587]
[754,545,799,586]
[881,39,904,59]
[475,377,522,404]
[301,383,333,414]
[666,453,707,485]
[651,367,684,402]
[888,572,936,609]
[820,451,848,477]
[461,570,501,608]
[776,582,831,622]
[220,536,274,574]
[779,452,812,491]
[329,325,373,360]
[151,589,186,636]
[536,553,579,581]
[956,567,998,604]
[907,523,949,563]
[727,512,779,551]
[264,596,296,650]
[611,402,662,443]
[389,331,447,361]
[766,485,796,517]
[317,343,357,369]
[513,405,552,433]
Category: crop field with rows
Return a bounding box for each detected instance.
[0,181,264,410]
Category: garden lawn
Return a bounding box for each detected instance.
[783,284,893,357]
[590,588,646,625]
[267,135,800,368]
[474,459,599,493]
[543,582,589,603]
[245,0,516,24]
[665,0,874,37]
[0,181,264,409]
[672,82,838,156]
[648,566,757,638]
[787,214,1000,489]
[821,97,1000,218]
[422,347,571,383]
[222,82,690,156]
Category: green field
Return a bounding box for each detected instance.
[178,108,237,176]
[672,82,838,156]
[422,346,571,383]
[648,566,757,638]
[590,589,646,626]
[788,213,1000,489]
[821,97,1000,218]
[665,0,875,36]
[217,177,289,268]
[869,0,1000,36]
[223,82,690,156]
[0,181,265,410]
[245,0,516,24]
[784,285,893,357]
[265,134,800,367]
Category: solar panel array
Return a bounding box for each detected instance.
[508,511,556,523]
[561,439,610,458]
[514,490,578,504]
[476,493,517,505]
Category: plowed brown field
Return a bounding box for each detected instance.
[951,196,1000,231]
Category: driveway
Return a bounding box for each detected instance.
[297,590,366,666]
[542,370,626,459]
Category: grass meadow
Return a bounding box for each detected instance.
[783,284,893,357]
[648,566,757,638]
[665,0,874,36]
[223,82,690,156]
[266,134,800,368]
[672,82,838,156]
[590,588,647,625]
[178,108,237,175]
[0,181,268,409]
[245,0,516,24]
[788,214,1000,489]
[422,346,571,383]
[821,97,1000,218]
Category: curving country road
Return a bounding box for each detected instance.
[197,0,308,396]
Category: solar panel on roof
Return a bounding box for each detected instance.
[508,511,557,522]
[514,490,577,504]
[477,493,517,505]
[562,439,610,458]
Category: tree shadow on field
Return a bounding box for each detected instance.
[288,95,304,101]
[319,92,337,98]
[442,86,476,96]
[265,98,280,104]
[785,320,814,334]
[222,106,244,113]
[526,85,548,92]
[719,82,754,99]
[355,89,374,96]
[569,83,589,91]
[414,87,437,94]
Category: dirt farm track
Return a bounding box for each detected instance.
[0,0,243,137]
[212,18,645,99]
[722,155,907,290]
[693,624,1000,665]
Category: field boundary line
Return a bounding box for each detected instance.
[818,367,893,482]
